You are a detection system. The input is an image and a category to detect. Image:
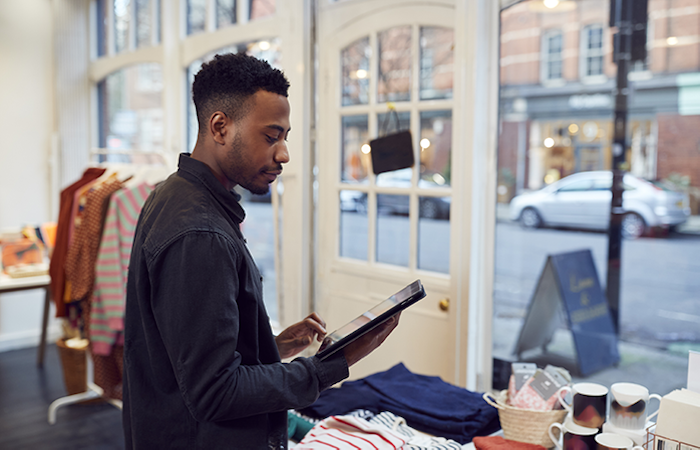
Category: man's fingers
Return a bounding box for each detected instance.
[307,312,327,330]
[301,316,327,341]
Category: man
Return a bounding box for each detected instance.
[123,53,399,449]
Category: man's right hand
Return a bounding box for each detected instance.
[342,313,401,367]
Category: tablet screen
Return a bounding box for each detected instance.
[316,280,425,360]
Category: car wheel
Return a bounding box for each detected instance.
[420,199,440,219]
[621,212,646,239]
[520,207,542,229]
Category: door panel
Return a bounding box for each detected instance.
[317,0,460,382]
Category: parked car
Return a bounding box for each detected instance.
[509,171,691,238]
[340,169,451,219]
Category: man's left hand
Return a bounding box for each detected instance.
[275,312,327,359]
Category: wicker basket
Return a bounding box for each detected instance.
[483,390,568,449]
[56,338,87,395]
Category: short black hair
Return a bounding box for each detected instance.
[192,53,289,134]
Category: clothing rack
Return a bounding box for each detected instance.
[48,357,122,424]
[48,150,171,424]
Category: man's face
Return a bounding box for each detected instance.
[219,90,291,194]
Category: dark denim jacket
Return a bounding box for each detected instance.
[123,154,348,449]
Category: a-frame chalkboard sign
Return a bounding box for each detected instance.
[514,249,620,376]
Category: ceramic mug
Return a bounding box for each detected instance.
[548,419,599,450]
[557,382,609,429]
[594,432,644,450]
[609,382,662,430]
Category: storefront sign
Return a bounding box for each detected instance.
[514,249,619,376]
[569,94,612,110]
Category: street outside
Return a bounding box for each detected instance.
[494,205,700,393]
[494,214,700,350]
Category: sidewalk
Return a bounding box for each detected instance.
[493,316,690,396]
[492,202,695,394]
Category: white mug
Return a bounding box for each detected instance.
[609,382,662,430]
[548,419,598,450]
[595,432,644,450]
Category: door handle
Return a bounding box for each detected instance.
[439,298,450,312]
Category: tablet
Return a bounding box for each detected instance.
[315,280,426,361]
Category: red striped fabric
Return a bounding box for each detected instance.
[296,415,406,450]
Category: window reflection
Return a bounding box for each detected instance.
[376,195,409,267]
[236,186,279,322]
[341,115,369,183]
[420,27,454,100]
[340,190,368,261]
[420,110,452,188]
[217,0,237,28]
[496,0,700,394]
[97,63,163,155]
[419,196,450,273]
[582,24,604,78]
[114,0,131,53]
[342,37,371,106]
[378,26,412,103]
[135,0,151,48]
[250,0,276,20]
[187,0,206,35]
[96,0,107,57]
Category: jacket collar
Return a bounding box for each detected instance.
[177,153,246,224]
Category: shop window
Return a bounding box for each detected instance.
[376,194,410,267]
[341,115,369,184]
[217,0,237,28]
[135,0,153,48]
[542,29,563,82]
[336,25,454,274]
[378,26,412,103]
[496,0,700,397]
[96,63,164,155]
[339,190,368,261]
[114,0,131,53]
[249,0,275,20]
[418,196,450,273]
[419,27,454,100]
[96,0,107,57]
[341,37,371,106]
[187,0,206,35]
[419,110,452,188]
[95,0,160,56]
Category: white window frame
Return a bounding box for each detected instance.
[580,23,606,84]
[541,29,564,85]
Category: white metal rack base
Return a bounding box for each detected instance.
[48,350,122,424]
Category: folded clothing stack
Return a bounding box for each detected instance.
[299,363,501,444]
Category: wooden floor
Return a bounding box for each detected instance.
[0,344,124,449]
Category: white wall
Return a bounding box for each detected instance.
[0,0,61,351]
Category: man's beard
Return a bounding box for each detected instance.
[227,132,274,196]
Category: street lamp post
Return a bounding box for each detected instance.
[608,0,648,333]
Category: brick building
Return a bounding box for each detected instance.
[498,0,700,211]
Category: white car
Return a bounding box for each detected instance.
[509,171,691,238]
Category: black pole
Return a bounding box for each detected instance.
[607,0,634,334]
